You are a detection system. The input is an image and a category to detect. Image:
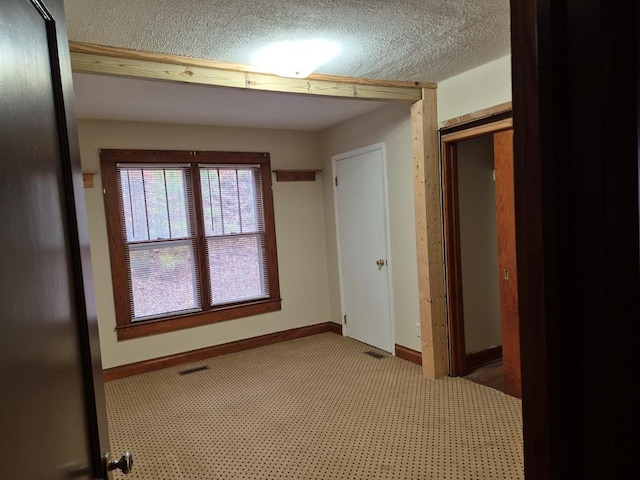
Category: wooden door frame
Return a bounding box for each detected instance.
[441,117,513,376]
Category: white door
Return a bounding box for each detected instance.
[333,144,394,352]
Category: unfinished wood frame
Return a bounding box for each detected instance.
[70,42,443,379]
[69,42,433,102]
[412,88,447,379]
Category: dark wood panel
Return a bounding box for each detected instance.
[509,0,550,475]
[511,0,639,477]
[494,129,521,399]
[104,322,341,381]
[395,345,422,366]
[0,1,108,478]
[466,346,503,371]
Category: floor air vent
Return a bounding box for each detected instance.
[178,366,209,376]
[364,351,387,359]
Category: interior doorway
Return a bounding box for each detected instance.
[332,144,395,353]
[442,117,522,398]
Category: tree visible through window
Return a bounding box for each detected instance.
[101,150,280,340]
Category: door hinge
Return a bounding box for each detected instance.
[343,314,347,325]
[335,176,338,186]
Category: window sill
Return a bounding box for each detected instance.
[115,298,282,341]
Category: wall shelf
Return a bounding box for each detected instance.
[272,170,321,182]
[83,171,98,188]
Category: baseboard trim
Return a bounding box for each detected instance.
[395,344,422,366]
[466,345,503,371]
[327,322,343,335]
[103,322,341,381]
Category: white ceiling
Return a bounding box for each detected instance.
[64,0,511,130]
[72,73,392,131]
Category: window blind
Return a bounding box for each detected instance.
[117,164,201,321]
[199,165,269,305]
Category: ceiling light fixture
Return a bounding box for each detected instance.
[252,40,340,79]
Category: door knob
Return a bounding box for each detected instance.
[106,451,134,475]
[376,259,386,267]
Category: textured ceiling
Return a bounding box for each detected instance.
[63,0,511,83]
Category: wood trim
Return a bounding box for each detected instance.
[273,170,321,182]
[259,155,281,301]
[439,102,513,129]
[441,141,467,377]
[116,298,282,340]
[69,41,437,90]
[395,345,422,366]
[466,346,503,371]
[411,88,448,379]
[69,45,427,102]
[327,322,343,335]
[103,322,341,381]
[100,156,132,328]
[441,118,513,143]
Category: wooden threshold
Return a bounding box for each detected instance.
[69,42,433,102]
[395,345,422,366]
[103,322,342,381]
[466,346,503,371]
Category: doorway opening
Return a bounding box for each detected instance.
[441,116,522,398]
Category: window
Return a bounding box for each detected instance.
[101,150,280,340]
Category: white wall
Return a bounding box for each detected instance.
[78,119,331,369]
[319,103,421,352]
[437,55,512,122]
[457,136,502,354]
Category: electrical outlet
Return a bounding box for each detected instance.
[415,323,421,338]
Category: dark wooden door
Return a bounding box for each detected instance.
[0,1,111,478]
[493,129,522,398]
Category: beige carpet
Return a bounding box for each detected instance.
[106,333,523,479]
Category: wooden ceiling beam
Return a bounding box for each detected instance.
[69,42,435,102]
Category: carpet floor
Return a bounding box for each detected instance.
[106,333,523,479]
